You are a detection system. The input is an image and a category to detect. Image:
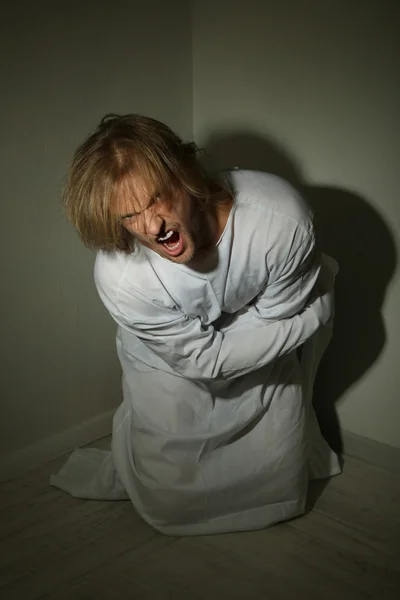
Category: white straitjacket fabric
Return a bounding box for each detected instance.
[51,170,341,535]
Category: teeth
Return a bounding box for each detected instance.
[166,241,180,250]
[158,230,174,242]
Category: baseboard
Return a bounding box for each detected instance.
[0,410,114,484]
[342,429,400,472]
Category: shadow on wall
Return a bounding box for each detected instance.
[202,131,397,453]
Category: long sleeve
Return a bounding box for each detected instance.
[95,263,333,383]
[218,227,321,334]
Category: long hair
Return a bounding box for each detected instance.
[62,114,222,252]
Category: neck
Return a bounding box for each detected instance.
[211,190,234,243]
[187,190,233,272]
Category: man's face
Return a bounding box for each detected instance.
[115,174,203,264]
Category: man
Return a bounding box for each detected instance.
[51,114,340,535]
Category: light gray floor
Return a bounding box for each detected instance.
[1,436,399,600]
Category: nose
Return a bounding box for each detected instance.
[143,211,164,237]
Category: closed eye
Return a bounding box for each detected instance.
[150,193,162,206]
[121,213,138,222]
[120,193,162,222]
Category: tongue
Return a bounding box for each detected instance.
[161,231,184,257]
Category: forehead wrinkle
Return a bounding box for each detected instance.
[113,174,153,218]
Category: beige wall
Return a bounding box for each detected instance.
[2,0,398,470]
[0,1,192,463]
[193,0,399,448]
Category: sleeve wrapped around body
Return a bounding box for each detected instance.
[94,232,334,382]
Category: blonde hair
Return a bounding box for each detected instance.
[63,113,221,252]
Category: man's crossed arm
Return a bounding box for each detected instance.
[96,228,335,382]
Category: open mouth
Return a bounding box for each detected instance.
[157,230,184,257]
